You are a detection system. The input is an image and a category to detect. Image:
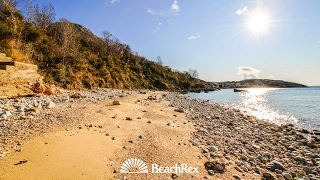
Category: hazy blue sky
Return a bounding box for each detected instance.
[28,0,320,85]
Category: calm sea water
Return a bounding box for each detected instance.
[187,86,320,130]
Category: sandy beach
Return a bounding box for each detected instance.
[0,89,319,180]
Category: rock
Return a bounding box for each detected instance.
[137,117,142,119]
[209,146,218,152]
[298,128,310,134]
[174,107,184,113]
[71,93,84,99]
[138,135,145,139]
[296,169,306,176]
[147,120,151,123]
[125,117,132,121]
[252,144,261,149]
[167,123,172,126]
[267,160,286,172]
[44,84,56,95]
[262,172,277,180]
[111,136,117,140]
[33,79,45,94]
[47,101,56,109]
[128,140,133,143]
[123,146,129,149]
[112,100,121,105]
[235,166,243,173]
[233,174,242,180]
[172,173,179,179]
[207,170,214,175]
[1,114,7,120]
[282,172,292,180]
[205,160,226,173]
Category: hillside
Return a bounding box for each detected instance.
[216,79,307,89]
[0,1,206,91]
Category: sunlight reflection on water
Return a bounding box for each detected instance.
[233,88,299,125]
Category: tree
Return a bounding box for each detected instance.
[25,1,56,30]
[156,56,163,66]
[188,68,199,79]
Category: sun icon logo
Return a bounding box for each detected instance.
[120,158,148,173]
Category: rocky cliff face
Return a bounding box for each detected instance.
[0,53,40,98]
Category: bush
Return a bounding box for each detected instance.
[23,25,41,42]
[0,23,13,39]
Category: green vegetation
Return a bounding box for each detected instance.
[0,0,206,90]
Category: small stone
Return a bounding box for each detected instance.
[167,123,172,126]
[47,101,56,109]
[233,174,242,180]
[147,121,151,123]
[282,172,292,180]
[138,135,145,139]
[5,110,12,117]
[262,172,277,180]
[113,169,118,173]
[204,175,210,179]
[112,100,121,105]
[137,117,142,119]
[172,173,179,179]
[128,140,133,143]
[209,146,218,152]
[118,126,121,128]
[142,110,148,112]
[111,136,117,140]
[174,107,184,113]
[126,117,132,121]
[267,160,286,172]
[207,170,214,175]
[105,133,110,136]
[1,114,7,120]
[296,169,306,176]
[123,146,129,149]
[235,166,243,173]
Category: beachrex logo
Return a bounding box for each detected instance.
[120,158,199,174]
[120,158,148,173]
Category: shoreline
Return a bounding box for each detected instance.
[0,89,319,179]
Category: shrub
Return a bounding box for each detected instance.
[0,23,13,39]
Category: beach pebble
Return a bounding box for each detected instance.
[125,117,132,121]
[172,173,179,179]
[207,170,214,175]
[112,100,121,105]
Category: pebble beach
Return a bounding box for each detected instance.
[0,89,319,180]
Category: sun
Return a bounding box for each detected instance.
[246,9,271,35]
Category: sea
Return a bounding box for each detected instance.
[186,86,320,131]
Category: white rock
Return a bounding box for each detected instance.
[5,111,12,117]
[47,101,56,109]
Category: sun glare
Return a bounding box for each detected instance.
[245,9,272,37]
[248,12,270,32]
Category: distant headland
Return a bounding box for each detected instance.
[211,79,308,89]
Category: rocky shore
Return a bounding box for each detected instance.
[0,89,319,179]
[164,93,320,180]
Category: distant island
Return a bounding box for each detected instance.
[211,79,308,89]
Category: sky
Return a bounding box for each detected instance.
[27,0,320,86]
